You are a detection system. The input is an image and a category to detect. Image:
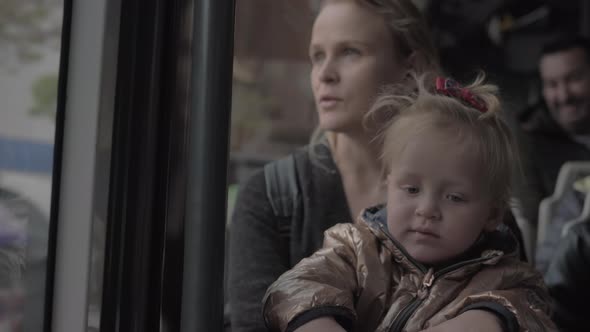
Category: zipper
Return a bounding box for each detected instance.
[376,223,501,332]
[389,298,423,332]
[388,268,434,332]
[433,248,501,279]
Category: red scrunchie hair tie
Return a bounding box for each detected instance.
[435,77,487,113]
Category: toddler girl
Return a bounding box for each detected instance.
[262,73,556,332]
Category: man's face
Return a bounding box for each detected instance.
[540,47,590,135]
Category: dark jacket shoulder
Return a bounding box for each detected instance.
[516,104,590,224]
[544,222,590,332]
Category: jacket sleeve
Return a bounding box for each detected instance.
[262,223,361,332]
[228,170,291,332]
[544,223,590,332]
[447,263,557,331]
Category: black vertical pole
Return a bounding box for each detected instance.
[101,0,169,330]
[581,0,590,37]
[181,0,235,331]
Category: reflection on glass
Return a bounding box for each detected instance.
[0,0,64,330]
[226,2,318,329]
[230,1,317,185]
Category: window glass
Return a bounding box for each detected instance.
[0,0,64,330]
[229,0,317,193]
[227,4,316,326]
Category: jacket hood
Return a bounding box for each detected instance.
[360,204,387,227]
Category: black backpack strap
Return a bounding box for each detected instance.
[264,154,299,218]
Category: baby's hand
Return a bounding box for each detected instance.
[293,317,347,332]
[421,310,503,332]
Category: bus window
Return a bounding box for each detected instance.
[229,1,317,187]
[225,1,318,330]
[0,0,65,330]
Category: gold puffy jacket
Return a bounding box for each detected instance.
[263,207,556,332]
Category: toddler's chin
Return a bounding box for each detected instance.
[407,248,448,266]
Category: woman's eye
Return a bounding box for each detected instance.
[310,51,324,63]
[342,47,360,56]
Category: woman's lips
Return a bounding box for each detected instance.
[318,96,342,109]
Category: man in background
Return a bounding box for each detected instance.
[517,36,590,270]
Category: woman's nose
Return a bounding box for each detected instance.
[318,59,339,84]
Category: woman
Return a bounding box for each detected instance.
[228,1,439,331]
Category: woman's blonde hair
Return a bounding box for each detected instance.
[373,72,519,211]
[354,0,439,74]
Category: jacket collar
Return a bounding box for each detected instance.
[359,205,519,274]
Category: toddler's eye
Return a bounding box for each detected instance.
[403,186,419,194]
[447,194,465,203]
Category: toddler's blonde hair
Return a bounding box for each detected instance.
[373,72,518,212]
